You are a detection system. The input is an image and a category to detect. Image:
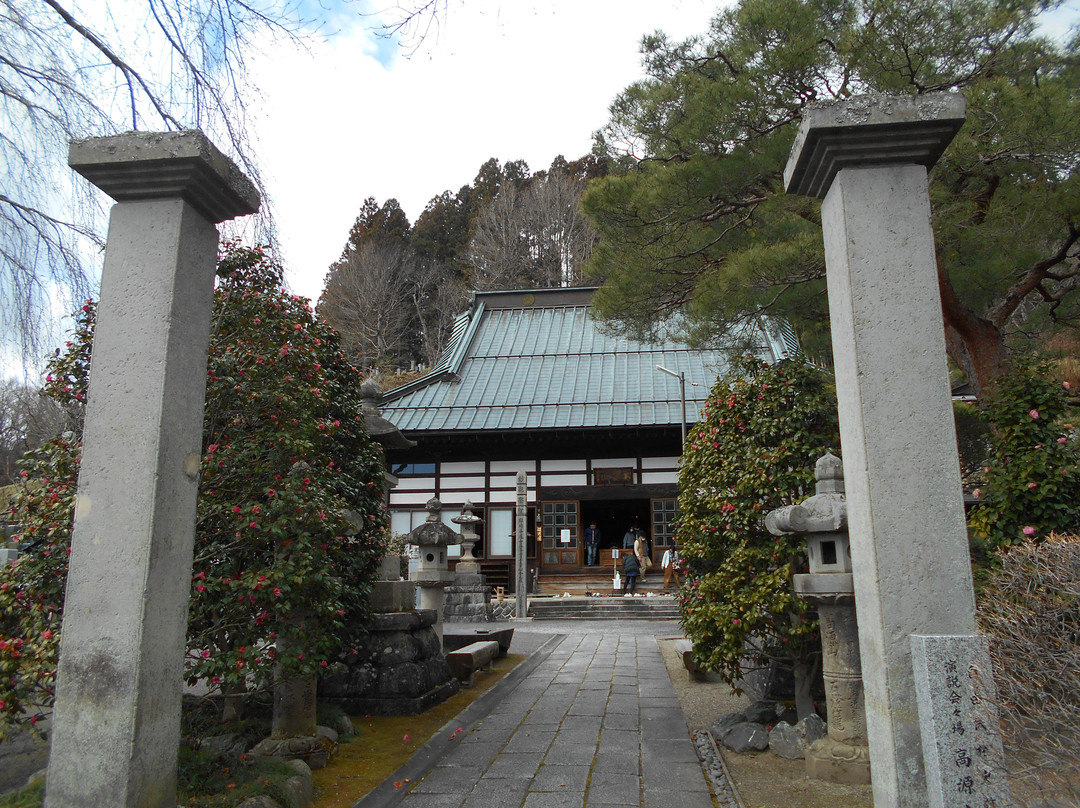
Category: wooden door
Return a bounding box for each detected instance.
[540,500,580,568]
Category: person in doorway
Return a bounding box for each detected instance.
[633,529,652,581]
[622,524,638,550]
[584,521,600,566]
[621,550,640,596]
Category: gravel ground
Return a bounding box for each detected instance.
[656,637,875,808]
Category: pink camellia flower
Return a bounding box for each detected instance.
[1028,482,1038,489]
[972,489,981,499]
[273,588,282,597]
[1022,525,1036,536]
[1059,437,1068,444]
[732,618,740,626]
[1030,409,1040,419]
[402,735,411,742]
[201,649,210,659]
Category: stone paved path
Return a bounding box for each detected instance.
[395,626,713,808]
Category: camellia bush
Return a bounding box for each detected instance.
[675,355,839,714]
[0,244,388,730]
[968,359,1080,551]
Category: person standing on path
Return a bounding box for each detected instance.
[584,521,601,566]
[634,529,652,581]
[621,550,640,595]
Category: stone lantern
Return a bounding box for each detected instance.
[765,453,870,785]
[452,501,483,575]
[445,501,493,622]
[407,498,461,644]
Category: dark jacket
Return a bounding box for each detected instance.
[622,553,641,577]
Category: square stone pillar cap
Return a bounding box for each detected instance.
[69,130,260,224]
[784,92,966,198]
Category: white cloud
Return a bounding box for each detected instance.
[248,0,722,303]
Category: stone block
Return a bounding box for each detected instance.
[784,92,967,198]
[199,733,248,761]
[743,701,779,726]
[235,797,280,808]
[444,627,514,657]
[369,580,416,613]
[720,722,770,753]
[768,722,804,759]
[797,714,827,746]
[911,634,1011,808]
[281,773,312,808]
[446,640,500,687]
[69,130,260,223]
[710,711,747,741]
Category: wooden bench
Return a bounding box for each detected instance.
[445,640,500,687]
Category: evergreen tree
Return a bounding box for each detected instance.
[584,0,1080,395]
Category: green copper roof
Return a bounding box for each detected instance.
[381,287,796,433]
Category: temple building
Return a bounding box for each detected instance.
[378,286,797,587]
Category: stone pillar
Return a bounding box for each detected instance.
[47,132,258,808]
[784,94,979,808]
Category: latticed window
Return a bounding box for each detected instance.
[542,501,579,565]
[652,498,678,549]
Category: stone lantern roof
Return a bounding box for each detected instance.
[406,498,460,548]
[360,378,416,450]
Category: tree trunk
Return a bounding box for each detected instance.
[938,262,1010,399]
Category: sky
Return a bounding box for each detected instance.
[247,0,723,304]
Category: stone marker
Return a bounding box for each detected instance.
[48,131,258,808]
[514,471,528,618]
[911,635,1010,808]
[784,94,991,808]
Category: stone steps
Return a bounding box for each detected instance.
[528,595,681,621]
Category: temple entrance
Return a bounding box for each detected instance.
[580,498,652,565]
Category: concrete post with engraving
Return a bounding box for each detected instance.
[784,94,984,808]
[46,131,258,808]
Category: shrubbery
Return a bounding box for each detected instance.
[978,533,1080,807]
[969,360,1080,550]
[675,355,838,713]
[0,244,388,731]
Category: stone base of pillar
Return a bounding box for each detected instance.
[370,580,417,613]
[444,583,493,623]
[805,736,872,785]
[251,732,336,769]
[318,610,460,716]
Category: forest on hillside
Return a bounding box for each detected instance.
[316,153,610,373]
